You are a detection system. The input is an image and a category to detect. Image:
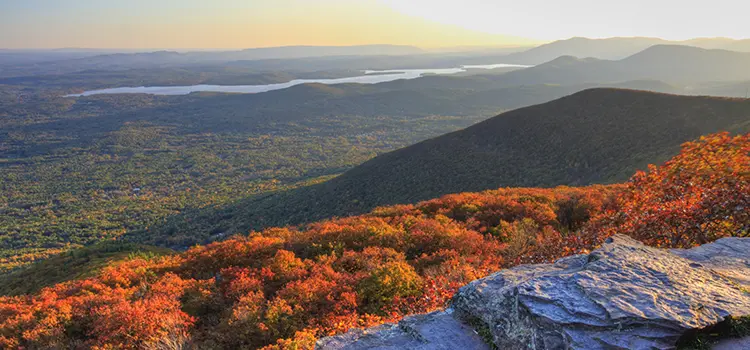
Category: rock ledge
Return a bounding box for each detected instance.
[317,235,750,350]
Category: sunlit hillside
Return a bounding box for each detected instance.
[0,133,746,349]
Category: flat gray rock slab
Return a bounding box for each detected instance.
[453,235,750,350]
[318,235,750,350]
[713,337,750,350]
[316,310,491,350]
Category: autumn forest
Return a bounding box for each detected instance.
[3,12,750,349]
[0,133,746,349]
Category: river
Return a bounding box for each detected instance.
[66,63,531,96]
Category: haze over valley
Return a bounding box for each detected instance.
[1,1,749,349]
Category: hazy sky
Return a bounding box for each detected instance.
[1,0,748,49]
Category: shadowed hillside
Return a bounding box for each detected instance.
[322,89,750,205]
[133,89,750,247]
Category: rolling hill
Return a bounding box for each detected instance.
[324,89,750,204]
[231,44,424,59]
[360,45,750,95]
[134,88,750,247]
[5,79,624,260]
[721,38,750,52]
[496,45,750,86]
[501,37,750,64]
[501,37,670,64]
[618,45,750,81]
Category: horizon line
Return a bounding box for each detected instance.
[2,36,749,51]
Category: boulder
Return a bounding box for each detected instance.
[452,235,750,349]
[317,235,750,350]
[316,310,491,350]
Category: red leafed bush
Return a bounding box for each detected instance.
[2,133,745,349]
[588,132,749,248]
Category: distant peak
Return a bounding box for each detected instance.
[635,44,708,53]
[623,44,721,60]
[539,55,599,66]
[550,55,582,62]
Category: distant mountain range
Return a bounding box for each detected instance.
[0,45,429,77]
[494,45,750,85]
[231,45,424,59]
[4,37,750,80]
[0,45,424,64]
[363,45,750,95]
[501,37,750,64]
[76,45,425,65]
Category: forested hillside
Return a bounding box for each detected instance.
[4,47,750,276]
[4,4,750,349]
[2,80,687,267]
[0,133,746,349]
[138,89,750,246]
[329,89,750,202]
[1,84,498,271]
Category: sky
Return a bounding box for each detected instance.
[1,0,749,49]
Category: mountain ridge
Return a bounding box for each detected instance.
[321,88,750,205]
[494,45,750,86]
[502,36,750,64]
[132,89,750,246]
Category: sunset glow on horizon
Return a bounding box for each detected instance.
[1,0,749,49]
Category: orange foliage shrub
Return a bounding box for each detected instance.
[1,133,745,349]
[588,132,749,248]
[0,184,617,349]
